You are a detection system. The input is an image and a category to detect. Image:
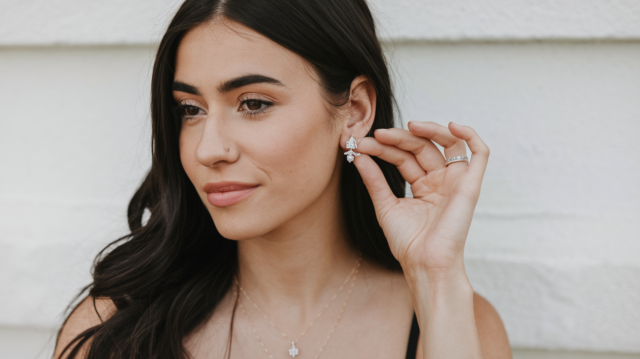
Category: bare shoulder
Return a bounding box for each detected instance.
[473,292,512,359]
[53,296,117,359]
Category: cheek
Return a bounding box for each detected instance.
[244,98,339,210]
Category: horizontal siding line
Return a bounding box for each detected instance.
[2,37,640,48]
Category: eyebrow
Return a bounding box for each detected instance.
[172,81,201,95]
[172,74,285,96]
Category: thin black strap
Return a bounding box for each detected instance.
[405,312,420,359]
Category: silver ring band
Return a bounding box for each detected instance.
[445,155,469,166]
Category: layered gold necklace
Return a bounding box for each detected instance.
[236,255,361,358]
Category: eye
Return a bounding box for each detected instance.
[238,97,274,117]
[244,100,264,111]
[173,102,206,122]
[184,105,202,117]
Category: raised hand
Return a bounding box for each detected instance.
[352,121,490,279]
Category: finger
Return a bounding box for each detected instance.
[373,128,446,172]
[352,153,400,214]
[407,121,468,165]
[356,137,426,184]
[448,122,490,176]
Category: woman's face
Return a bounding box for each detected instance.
[174,18,344,240]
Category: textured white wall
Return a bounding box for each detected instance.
[2,0,640,44]
[1,0,639,357]
[0,45,154,331]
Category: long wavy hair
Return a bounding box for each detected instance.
[56,0,405,357]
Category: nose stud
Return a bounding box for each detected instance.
[344,136,360,163]
[225,147,230,152]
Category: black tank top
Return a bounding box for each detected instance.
[405,312,420,359]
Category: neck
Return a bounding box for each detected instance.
[236,179,360,322]
[237,213,359,306]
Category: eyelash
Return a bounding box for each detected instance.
[238,96,274,118]
[172,104,202,122]
[172,97,274,122]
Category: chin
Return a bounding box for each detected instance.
[208,209,275,241]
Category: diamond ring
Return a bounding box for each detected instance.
[445,155,469,166]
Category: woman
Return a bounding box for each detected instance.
[54,0,511,358]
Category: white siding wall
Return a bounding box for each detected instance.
[1,0,639,358]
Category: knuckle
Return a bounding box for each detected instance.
[398,152,412,166]
[479,145,490,156]
[444,137,459,148]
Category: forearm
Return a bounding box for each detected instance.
[404,266,484,359]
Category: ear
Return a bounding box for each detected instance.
[339,75,376,151]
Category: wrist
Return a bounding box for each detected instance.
[402,261,473,301]
[404,267,474,323]
[401,254,468,284]
[403,265,483,359]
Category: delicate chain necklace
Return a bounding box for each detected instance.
[236,255,361,358]
[237,256,361,342]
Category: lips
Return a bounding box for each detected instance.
[203,181,259,207]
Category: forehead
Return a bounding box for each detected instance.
[175,18,313,88]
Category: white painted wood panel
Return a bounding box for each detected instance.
[1,0,640,45]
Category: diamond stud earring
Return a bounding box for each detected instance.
[344,136,361,163]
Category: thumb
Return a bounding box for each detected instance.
[353,154,399,215]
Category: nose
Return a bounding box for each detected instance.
[194,115,238,167]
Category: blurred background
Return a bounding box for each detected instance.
[1,0,639,358]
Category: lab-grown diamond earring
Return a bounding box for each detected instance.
[344,136,360,163]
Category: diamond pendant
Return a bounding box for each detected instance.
[288,342,299,357]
